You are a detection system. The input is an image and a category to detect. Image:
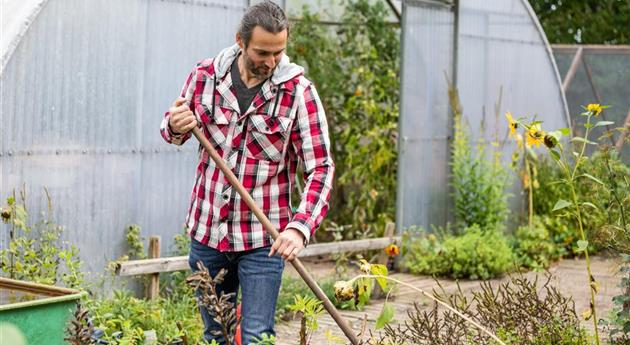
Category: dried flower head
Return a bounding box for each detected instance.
[0,209,10,222]
[334,280,355,302]
[543,134,558,149]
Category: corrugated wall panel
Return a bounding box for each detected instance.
[397,1,454,231]
[1,0,246,281]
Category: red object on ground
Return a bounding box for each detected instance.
[235,303,242,345]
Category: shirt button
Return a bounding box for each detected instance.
[265,126,270,131]
[222,194,229,200]
[237,120,243,127]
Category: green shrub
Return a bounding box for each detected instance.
[513,216,559,269]
[86,289,202,344]
[403,226,514,280]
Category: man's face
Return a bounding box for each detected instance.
[237,26,288,80]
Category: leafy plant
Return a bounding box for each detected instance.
[402,225,514,280]
[512,215,560,270]
[287,295,324,345]
[289,0,400,240]
[0,187,84,289]
[449,84,510,233]
[86,289,202,344]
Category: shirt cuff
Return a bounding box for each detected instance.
[285,220,311,247]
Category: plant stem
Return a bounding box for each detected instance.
[567,113,600,344]
[348,274,507,345]
[524,155,534,227]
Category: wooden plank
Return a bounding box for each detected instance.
[552,44,630,54]
[117,256,189,276]
[147,236,161,300]
[0,277,80,296]
[116,236,402,276]
[300,236,401,258]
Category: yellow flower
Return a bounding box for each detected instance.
[526,124,545,148]
[586,103,602,116]
[505,112,518,138]
[334,281,355,302]
[384,244,400,257]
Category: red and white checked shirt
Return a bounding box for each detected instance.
[160,45,334,252]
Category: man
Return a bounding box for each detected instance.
[159,1,334,344]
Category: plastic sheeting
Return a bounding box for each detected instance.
[397,0,569,232]
[1,0,246,278]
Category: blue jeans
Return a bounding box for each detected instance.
[189,238,284,345]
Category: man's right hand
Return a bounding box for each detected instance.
[168,97,197,135]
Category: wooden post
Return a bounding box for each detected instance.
[147,236,161,300]
[615,108,630,152]
[562,46,583,92]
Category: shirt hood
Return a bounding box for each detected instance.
[213,43,304,85]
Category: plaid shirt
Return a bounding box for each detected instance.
[160,54,334,252]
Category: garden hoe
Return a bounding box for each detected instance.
[191,127,360,345]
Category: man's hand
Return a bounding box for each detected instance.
[269,228,305,261]
[168,97,197,135]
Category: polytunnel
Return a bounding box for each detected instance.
[0,0,249,277]
[396,0,571,232]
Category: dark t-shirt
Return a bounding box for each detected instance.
[231,56,264,115]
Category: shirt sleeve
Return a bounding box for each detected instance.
[286,83,335,245]
[160,65,197,145]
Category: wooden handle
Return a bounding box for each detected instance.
[191,127,359,345]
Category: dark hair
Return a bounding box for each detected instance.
[239,1,289,47]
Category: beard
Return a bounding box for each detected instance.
[242,51,274,80]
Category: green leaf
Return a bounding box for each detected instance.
[571,137,597,145]
[559,128,571,136]
[581,173,605,185]
[577,240,589,252]
[370,264,388,290]
[582,202,598,210]
[594,121,614,128]
[375,303,395,329]
[550,150,561,162]
[552,199,572,212]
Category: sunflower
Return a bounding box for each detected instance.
[586,103,602,116]
[526,124,545,148]
[505,112,518,138]
[544,133,558,149]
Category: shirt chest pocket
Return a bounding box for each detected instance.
[246,114,292,162]
[197,92,232,150]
